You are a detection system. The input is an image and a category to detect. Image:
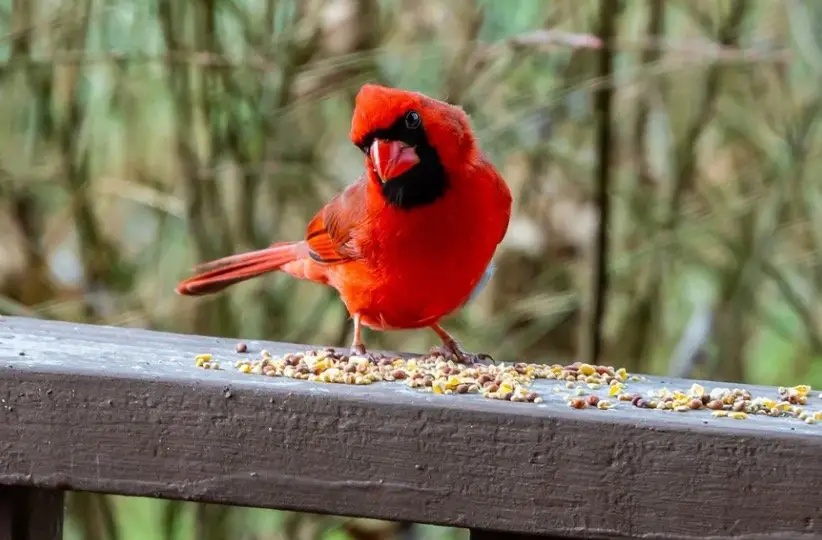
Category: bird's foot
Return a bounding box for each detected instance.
[349,343,385,363]
[429,342,495,365]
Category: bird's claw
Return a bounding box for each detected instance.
[429,344,495,365]
[349,344,384,363]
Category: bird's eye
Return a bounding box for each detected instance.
[405,110,421,130]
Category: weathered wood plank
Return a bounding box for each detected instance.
[470,529,572,540]
[0,486,64,540]
[1,315,822,539]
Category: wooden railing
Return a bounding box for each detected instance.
[1,315,821,540]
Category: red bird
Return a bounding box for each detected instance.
[175,84,512,362]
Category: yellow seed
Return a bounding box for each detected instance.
[238,364,252,374]
[729,412,748,420]
[445,375,461,390]
[499,382,514,394]
[432,381,445,394]
[578,363,595,376]
[711,410,728,417]
[195,354,213,368]
[793,385,811,396]
[616,368,628,381]
[609,382,623,396]
[813,412,822,421]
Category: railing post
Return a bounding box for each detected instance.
[0,487,65,540]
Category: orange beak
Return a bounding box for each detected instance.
[369,138,420,182]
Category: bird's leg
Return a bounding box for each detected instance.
[349,313,367,355]
[348,314,386,363]
[429,323,494,364]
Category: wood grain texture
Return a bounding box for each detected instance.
[0,486,64,540]
[1,316,822,539]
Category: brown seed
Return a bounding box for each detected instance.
[634,398,649,408]
[345,364,357,373]
[285,355,300,367]
[586,395,600,407]
[569,398,587,409]
[732,401,746,412]
[706,400,724,410]
[477,374,492,385]
[235,342,248,353]
[526,392,539,402]
[514,364,527,375]
[701,395,710,405]
[297,365,310,375]
[456,384,470,394]
[631,395,643,407]
[501,392,514,401]
[689,398,702,410]
[486,383,499,393]
[393,369,407,380]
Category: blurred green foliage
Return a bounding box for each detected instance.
[2,0,822,538]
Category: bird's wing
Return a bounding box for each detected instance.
[304,178,368,265]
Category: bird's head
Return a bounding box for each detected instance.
[349,83,476,209]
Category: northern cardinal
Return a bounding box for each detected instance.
[175,84,512,362]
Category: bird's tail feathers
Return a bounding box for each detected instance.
[175,241,305,296]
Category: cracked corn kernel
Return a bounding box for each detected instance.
[578,363,595,376]
[712,410,728,417]
[793,385,811,396]
[728,411,748,419]
[238,364,252,374]
[194,354,212,367]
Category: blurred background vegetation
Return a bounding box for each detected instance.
[1,0,820,538]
